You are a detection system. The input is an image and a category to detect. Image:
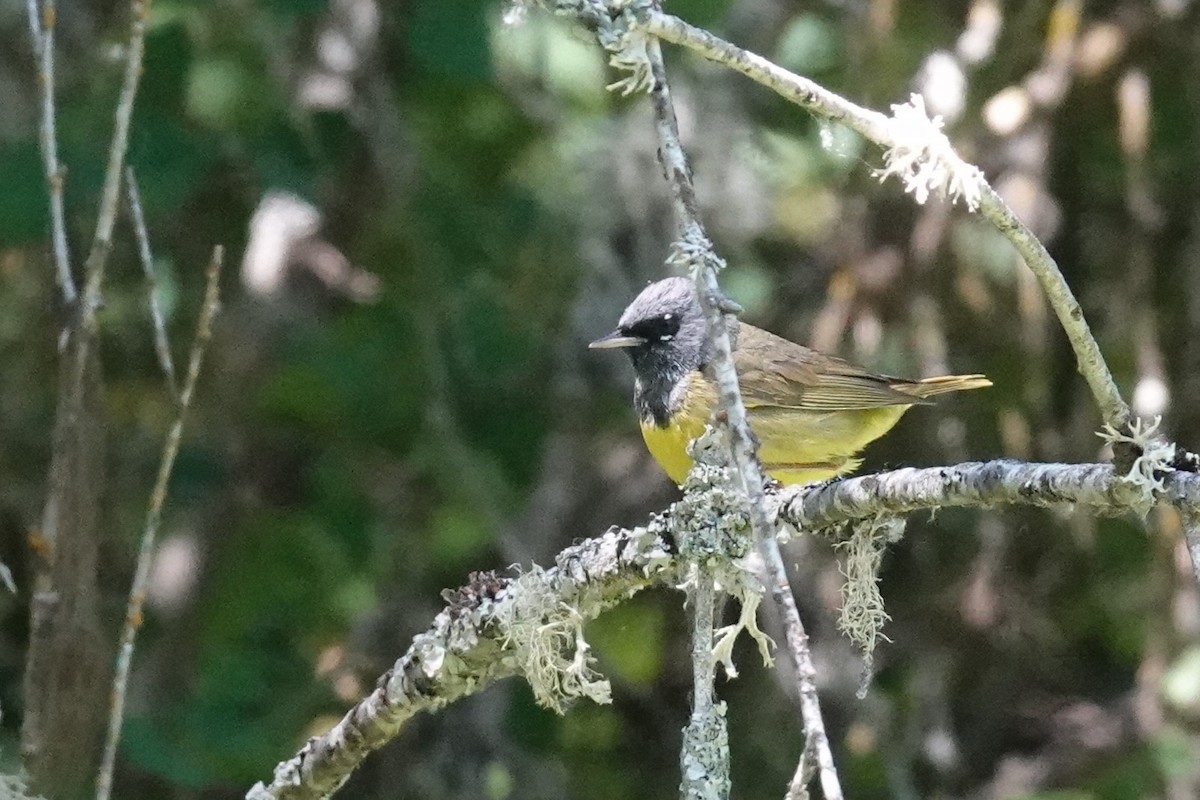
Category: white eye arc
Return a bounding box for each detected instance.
[661,334,674,341]
[663,313,673,320]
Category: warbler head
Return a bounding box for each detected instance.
[589,277,710,425]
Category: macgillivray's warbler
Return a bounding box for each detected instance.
[590,277,991,485]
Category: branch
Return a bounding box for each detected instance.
[644,30,845,800]
[680,570,729,799]
[245,457,1196,799]
[25,0,76,304]
[642,39,735,800]
[775,460,1200,537]
[96,247,223,800]
[246,526,678,800]
[80,0,150,326]
[125,167,179,400]
[642,10,1131,434]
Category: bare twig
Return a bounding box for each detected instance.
[81,0,150,325]
[644,34,845,800]
[1181,510,1200,587]
[96,247,223,800]
[26,0,77,304]
[642,10,1131,434]
[125,167,179,400]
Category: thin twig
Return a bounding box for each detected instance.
[81,0,151,328]
[643,9,1131,434]
[1181,509,1200,587]
[26,0,77,304]
[125,167,179,400]
[96,247,223,800]
[644,35,844,800]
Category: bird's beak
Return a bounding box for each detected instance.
[589,331,646,350]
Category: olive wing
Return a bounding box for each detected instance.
[731,324,922,411]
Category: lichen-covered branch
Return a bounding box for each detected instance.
[642,9,1130,434]
[246,526,677,800]
[776,460,1200,539]
[244,457,1199,800]
[644,29,845,800]
[96,248,223,800]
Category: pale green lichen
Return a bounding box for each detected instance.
[876,93,984,210]
[835,516,905,697]
[677,426,774,678]
[679,700,731,800]
[711,580,773,678]
[495,567,611,711]
[1097,415,1176,516]
[675,433,752,564]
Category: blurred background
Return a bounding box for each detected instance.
[3,0,1200,797]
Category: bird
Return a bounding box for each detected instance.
[590,277,990,485]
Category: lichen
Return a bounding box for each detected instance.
[676,426,774,678]
[835,516,905,697]
[875,93,984,210]
[711,578,774,679]
[494,566,611,711]
[679,700,731,800]
[1097,415,1176,515]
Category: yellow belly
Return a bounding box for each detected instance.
[639,375,912,486]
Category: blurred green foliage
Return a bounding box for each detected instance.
[3,0,1200,798]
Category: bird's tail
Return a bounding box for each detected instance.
[900,374,992,399]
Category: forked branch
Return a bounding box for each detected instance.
[96,248,224,800]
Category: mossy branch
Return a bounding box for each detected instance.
[246,458,1200,799]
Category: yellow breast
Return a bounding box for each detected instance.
[639,372,912,486]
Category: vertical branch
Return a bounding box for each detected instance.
[680,571,730,799]
[96,247,223,800]
[643,35,844,800]
[81,0,150,325]
[26,0,77,304]
[126,167,179,400]
[689,574,716,716]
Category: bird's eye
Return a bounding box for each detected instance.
[626,314,682,343]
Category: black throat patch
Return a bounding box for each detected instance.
[630,347,694,428]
